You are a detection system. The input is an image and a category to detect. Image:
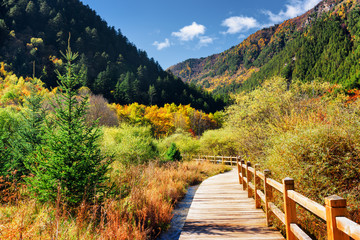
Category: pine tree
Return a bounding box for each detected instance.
[9,92,46,180]
[165,143,182,162]
[27,43,111,207]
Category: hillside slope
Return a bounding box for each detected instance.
[169,0,360,93]
[0,0,226,112]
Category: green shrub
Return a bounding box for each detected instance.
[199,128,239,156]
[102,124,159,165]
[157,129,199,158]
[164,143,182,162]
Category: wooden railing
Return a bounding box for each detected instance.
[193,155,360,239]
[193,155,238,166]
[235,158,360,240]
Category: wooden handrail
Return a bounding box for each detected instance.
[193,155,360,239]
[266,178,284,193]
[235,159,360,240]
[336,217,360,240]
[269,202,286,225]
[194,155,238,166]
[288,190,326,220]
[290,224,312,240]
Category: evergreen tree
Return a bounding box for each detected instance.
[0,108,21,177]
[27,44,110,206]
[9,91,46,180]
[165,143,182,162]
[148,84,156,105]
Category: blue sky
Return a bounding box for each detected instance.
[80,0,322,69]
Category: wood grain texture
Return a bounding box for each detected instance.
[179,169,285,239]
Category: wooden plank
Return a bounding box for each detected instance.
[257,190,266,203]
[248,166,255,174]
[283,178,297,240]
[254,164,261,209]
[179,169,285,239]
[266,178,284,193]
[290,224,312,240]
[336,217,360,240]
[243,176,248,183]
[325,195,349,240]
[264,170,273,227]
[287,190,326,220]
[268,202,286,225]
[257,171,265,180]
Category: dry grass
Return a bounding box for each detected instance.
[0,161,230,239]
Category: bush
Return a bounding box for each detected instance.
[165,143,182,162]
[199,128,240,156]
[157,129,200,158]
[87,94,118,127]
[265,124,360,202]
[102,124,159,165]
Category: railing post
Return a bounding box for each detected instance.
[246,162,253,198]
[237,156,242,185]
[325,195,349,240]
[241,160,246,190]
[222,156,224,165]
[254,164,261,209]
[213,155,216,164]
[264,169,272,226]
[283,178,296,240]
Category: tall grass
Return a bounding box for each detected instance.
[0,161,230,239]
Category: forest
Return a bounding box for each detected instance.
[0,0,227,112]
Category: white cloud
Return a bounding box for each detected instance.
[172,22,206,41]
[221,16,259,34]
[264,0,322,23]
[153,38,170,50]
[198,36,214,47]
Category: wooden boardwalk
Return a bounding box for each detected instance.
[179,169,284,240]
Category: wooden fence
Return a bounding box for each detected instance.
[195,155,360,240]
[193,155,238,166]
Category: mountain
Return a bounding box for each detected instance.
[168,0,360,94]
[0,0,226,112]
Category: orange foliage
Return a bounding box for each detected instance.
[346,89,360,104]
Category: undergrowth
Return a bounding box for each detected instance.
[0,161,230,239]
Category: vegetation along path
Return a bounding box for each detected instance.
[179,168,284,239]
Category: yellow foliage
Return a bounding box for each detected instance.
[112,102,220,138]
[0,63,49,107]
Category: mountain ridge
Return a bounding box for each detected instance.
[0,0,226,112]
[168,0,359,93]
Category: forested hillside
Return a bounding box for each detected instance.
[169,0,360,94]
[0,0,226,112]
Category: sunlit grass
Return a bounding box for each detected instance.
[0,161,230,239]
